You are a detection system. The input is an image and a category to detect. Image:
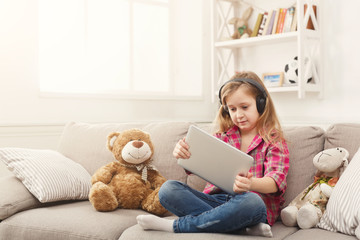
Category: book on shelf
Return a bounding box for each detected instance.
[265,10,276,35]
[276,8,287,33]
[290,8,298,31]
[257,12,268,36]
[251,13,264,37]
[247,4,313,37]
[271,9,281,35]
[263,10,273,36]
[283,7,296,33]
[275,8,283,33]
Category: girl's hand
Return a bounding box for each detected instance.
[233,172,253,193]
[173,137,191,159]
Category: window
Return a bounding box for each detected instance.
[38,0,202,98]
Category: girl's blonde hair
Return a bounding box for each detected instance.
[214,71,285,144]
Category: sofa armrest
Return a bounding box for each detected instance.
[0,175,41,220]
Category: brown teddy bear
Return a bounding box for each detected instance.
[89,128,168,216]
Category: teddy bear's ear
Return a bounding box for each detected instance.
[243,7,253,20]
[107,132,120,151]
[341,148,349,160]
[228,17,237,24]
[142,130,150,137]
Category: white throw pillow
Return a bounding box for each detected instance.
[318,147,360,239]
[0,148,91,203]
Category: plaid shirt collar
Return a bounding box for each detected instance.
[225,125,264,153]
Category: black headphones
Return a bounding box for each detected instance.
[218,78,267,114]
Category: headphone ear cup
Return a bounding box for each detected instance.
[256,96,266,114]
[221,105,230,117]
[223,105,229,112]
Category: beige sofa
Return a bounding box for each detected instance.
[0,121,359,240]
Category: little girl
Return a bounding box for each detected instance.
[137,71,289,237]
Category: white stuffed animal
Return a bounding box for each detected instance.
[281,147,349,229]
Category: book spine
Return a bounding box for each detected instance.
[277,8,287,33]
[290,7,298,32]
[266,10,276,35]
[257,12,268,36]
[251,13,263,37]
[262,10,273,36]
[272,9,281,35]
[283,7,295,33]
[275,9,283,34]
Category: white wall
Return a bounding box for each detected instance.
[1,0,360,148]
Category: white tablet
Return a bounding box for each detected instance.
[177,125,254,194]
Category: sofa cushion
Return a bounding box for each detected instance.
[0,175,40,220]
[119,221,298,240]
[57,121,191,182]
[325,123,360,160]
[0,148,91,203]
[284,228,357,240]
[142,122,193,182]
[318,147,360,238]
[57,122,145,175]
[0,201,144,240]
[282,126,325,207]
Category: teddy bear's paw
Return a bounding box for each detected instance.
[297,204,321,229]
[141,190,168,216]
[89,182,118,212]
[281,206,298,227]
[320,183,333,198]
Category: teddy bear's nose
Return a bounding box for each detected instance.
[132,141,143,148]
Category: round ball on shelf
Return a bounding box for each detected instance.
[284,56,299,84]
[284,56,313,84]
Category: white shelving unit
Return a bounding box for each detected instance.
[211,0,323,101]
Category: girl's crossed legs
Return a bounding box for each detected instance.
[137,180,272,237]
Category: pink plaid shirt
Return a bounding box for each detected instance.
[202,125,289,225]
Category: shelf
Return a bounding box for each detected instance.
[211,0,323,100]
[215,31,298,48]
[267,86,299,93]
[267,83,321,93]
[217,84,319,95]
[215,28,319,49]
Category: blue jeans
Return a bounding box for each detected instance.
[159,180,267,233]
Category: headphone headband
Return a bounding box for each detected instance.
[218,78,267,105]
[218,78,268,114]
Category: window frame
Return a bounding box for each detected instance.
[37,0,204,101]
